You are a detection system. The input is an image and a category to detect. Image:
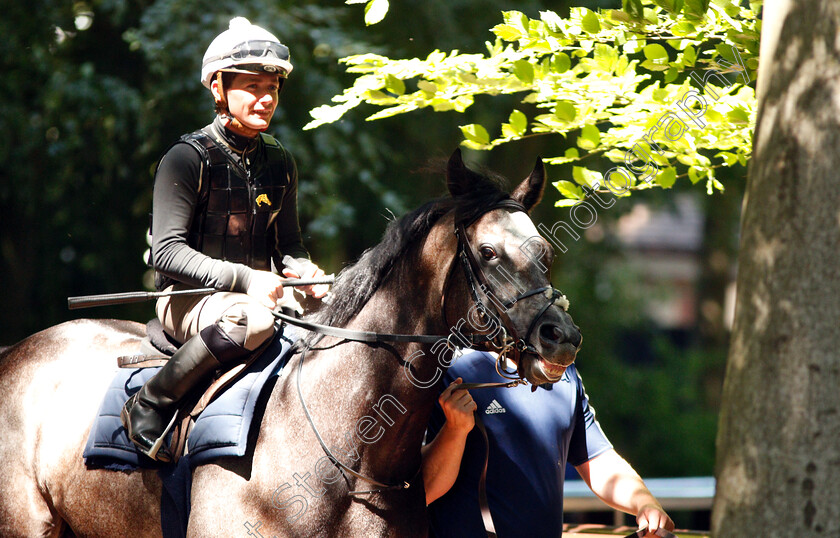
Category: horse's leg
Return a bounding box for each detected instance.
[0,320,164,537]
[187,376,298,537]
[187,373,336,537]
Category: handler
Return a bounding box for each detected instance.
[122,17,328,462]
[422,351,675,537]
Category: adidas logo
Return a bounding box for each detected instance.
[485,399,506,415]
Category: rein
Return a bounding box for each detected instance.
[292,344,524,497]
[272,310,495,346]
[294,346,416,495]
[277,197,564,496]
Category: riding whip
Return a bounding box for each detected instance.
[67,277,335,310]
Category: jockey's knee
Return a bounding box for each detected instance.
[216,301,276,352]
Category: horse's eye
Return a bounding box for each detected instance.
[479,246,497,260]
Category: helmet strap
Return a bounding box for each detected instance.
[214,71,230,115]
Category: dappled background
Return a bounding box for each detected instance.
[1,0,747,528]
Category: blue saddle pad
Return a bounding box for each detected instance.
[83,330,295,469]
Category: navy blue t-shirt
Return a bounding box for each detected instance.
[427,351,612,538]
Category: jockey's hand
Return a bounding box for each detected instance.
[282,258,330,299]
[246,269,285,309]
[439,378,476,435]
[637,503,675,536]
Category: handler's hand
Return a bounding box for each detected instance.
[282,259,329,299]
[246,270,285,309]
[637,503,675,536]
[439,378,477,435]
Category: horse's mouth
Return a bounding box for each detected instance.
[522,342,578,384]
[539,358,568,381]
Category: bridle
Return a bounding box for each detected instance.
[447,197,569,381]
[272,196,570,495]
[273,197,568,366]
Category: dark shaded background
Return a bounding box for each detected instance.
[0,3,744,525]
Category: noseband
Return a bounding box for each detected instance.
[447,198,569,380]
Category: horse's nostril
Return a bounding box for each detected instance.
[539,323,582,348]
[539,323,563,343]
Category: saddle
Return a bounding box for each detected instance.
[128,319,277,463]
[85,320,292,467]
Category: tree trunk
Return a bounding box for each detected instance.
[712,1,840,536]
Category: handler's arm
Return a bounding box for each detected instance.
[421,378,476,505]
[574,449,675,535]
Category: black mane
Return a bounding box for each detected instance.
[302,168,510,347]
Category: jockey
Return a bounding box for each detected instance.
[121,17,328,462]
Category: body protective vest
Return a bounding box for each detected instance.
[150,128,293,291]
[181,129,291,270]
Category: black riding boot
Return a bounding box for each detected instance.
[121,324,247,462]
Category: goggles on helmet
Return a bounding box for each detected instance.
[207,40,290,67]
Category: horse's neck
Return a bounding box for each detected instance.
[311,225,454,479]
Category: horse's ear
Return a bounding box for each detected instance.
[511,156,546,212]
[447,148,488,198]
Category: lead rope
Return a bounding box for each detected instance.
[474,412,497,538]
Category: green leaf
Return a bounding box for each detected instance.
[727,107,750,124]
[608,9,632,23]
[417,80,437,95]
[364,90,397,104]
[552,52,571,73]
[716,151,738,166]
[641,60,669,72]
[555,198,580,207]
[654,0,684,14]
[656,167,677,188]
[577,124,601,150]
[683,45,697,66]
[493,24,524,41]
[544,148,580,165]
[687,166,704,184]
[644,44,669,62]
[508,109,528,135]
[364,0,389,25]
[671,21,696,36]
[622,0,644,20]
[707,175,724,194]
[593,44,619,72]
[540,10,564,33]
[513,60,535,84]
[572,166,603,189]
[503,10,530,34]
[554,101,577,122]
[664,67,678,83]
[384,74,405,96]
[554,180,584,199]
[581,10,601,34]
[460,123,490,145]
[684,0,710,19]
[715,43,739,63]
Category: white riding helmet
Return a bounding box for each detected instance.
[201,17,293,89]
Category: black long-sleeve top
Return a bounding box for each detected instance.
[151,117,309,292]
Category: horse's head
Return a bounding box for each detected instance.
[444,149,582,385]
